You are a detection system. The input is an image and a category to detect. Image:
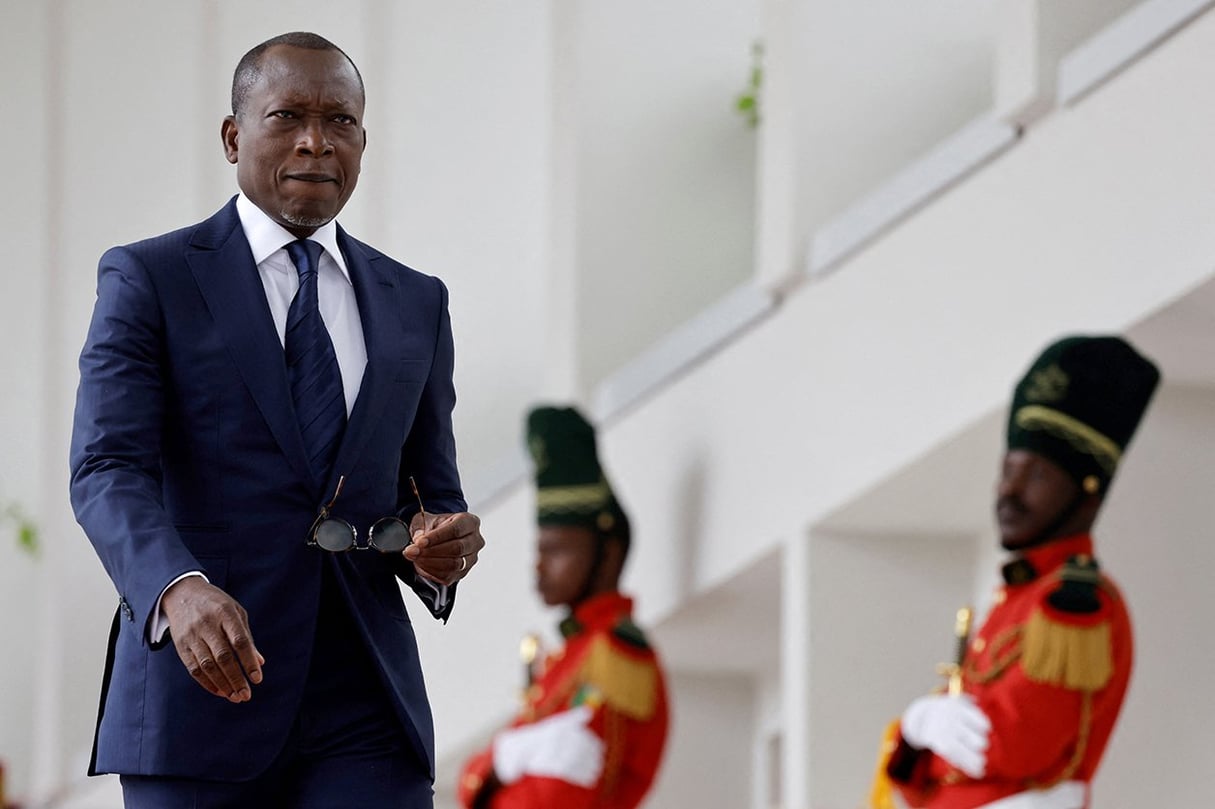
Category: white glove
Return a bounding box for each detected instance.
[492,706,606,788]
[900,694,991,779]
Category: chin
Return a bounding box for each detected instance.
[280,208,335,230]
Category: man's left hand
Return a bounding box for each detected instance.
[900,693,991,778]
[404,511,484,586]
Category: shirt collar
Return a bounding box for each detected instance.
[235,193,352,284]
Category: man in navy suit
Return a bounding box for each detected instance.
[69,31,484,808]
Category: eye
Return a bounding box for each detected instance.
[270,110,297,120]
[332,114,357,125]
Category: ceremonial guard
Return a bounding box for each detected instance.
[458,406,670,808]
[878,335,1159,809]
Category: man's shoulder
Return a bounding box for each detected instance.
[338,230,445,289]
[109,198,240,261]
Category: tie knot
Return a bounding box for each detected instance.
[285,239,324,279]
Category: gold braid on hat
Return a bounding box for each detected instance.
[1013,405,1122,476]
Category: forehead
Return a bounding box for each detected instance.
[249,45,364,109]
[537,524,596,551]
[1002,448,1066,476]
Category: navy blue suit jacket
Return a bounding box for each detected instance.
[69,198,466,782]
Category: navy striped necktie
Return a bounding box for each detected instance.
[284,239,346,483]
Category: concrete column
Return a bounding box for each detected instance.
[753,0,800,291]
[28,0,62,799]
[780,532,812,808]
[994,0,1143,125]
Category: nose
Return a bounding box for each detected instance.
[296,118,333,157]
[998,464,1025,499]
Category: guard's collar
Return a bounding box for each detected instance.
[558,591,633,638]
[1002,533,1094,585]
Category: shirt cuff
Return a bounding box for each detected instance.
[416,575,450,612]
[149,571,209,643]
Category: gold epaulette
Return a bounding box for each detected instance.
[578,634,659,720]
[1021,556,1113,691]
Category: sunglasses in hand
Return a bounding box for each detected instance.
[306,475,425,553]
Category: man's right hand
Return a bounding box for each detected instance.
[492,706,605,788]
[160,577,264,703]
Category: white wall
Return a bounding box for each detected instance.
[805,531,979,806]
[0,1,51,799]
[789,0,999,236]
[572,0,763,392]
[645,672,755,809]
[1090,385,1215,806]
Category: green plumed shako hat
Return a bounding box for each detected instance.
[526,406,628,533]
[1007,335,1160,493]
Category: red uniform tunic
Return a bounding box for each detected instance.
[458,592,670,809]
[888,534,1133,808]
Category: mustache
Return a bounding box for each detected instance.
[997,495,1028,515]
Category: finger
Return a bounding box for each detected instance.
[178,644,229,699]
[409,511,440,541]
[202,637,252,702]
[224,616,264,687]
[955,724,990,752]
[415,513,477,547]
[957,703,992,735]
[409,513,451,548]
[429,549,474,585]
[414,541,475,566]
[413,559,460,587]
[954,748,986,779]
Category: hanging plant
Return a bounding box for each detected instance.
[735,40,764,129]
[4,501,38,557]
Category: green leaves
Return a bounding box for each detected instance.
[735,41,764,129]
[4,501,39,558]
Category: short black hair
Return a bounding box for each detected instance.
[231,31,365,117]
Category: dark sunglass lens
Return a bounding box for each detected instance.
[315,519,354,552]
[371,519,411,553]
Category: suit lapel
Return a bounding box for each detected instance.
[187,200,314,485]
[326,229,401,491]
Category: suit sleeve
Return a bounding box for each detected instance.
[69,247,202,643]
[395,276,466,619]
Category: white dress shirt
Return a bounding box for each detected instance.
[236,193,366,415]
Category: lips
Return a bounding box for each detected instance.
[285,172,337,184]
[997,497,1027,525]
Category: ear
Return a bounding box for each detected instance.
[221,115,239,164]
[600,537,626,583]
[1073,491,1104,532]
